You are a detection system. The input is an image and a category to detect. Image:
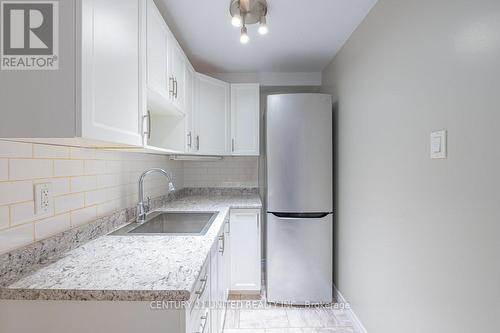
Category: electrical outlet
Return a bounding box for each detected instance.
[35,183,52,215]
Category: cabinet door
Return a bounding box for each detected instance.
[217,230,228,333]
[81,0,144,146]
[210,243,219,333]
[168,34,186,112]
[185,65,195,152]
[146,0,168,97]
[194,74,230,155]
[224,219,231,300]
[230,209,262,292]
[230,84,260,155]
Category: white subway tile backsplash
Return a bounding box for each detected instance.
[183,157,258,188]
[9,159,53,180]
[71,206,97,227]
[54,160,84,177]
[97,199,123,217]
[33,144,70,159]
[54,193,85,214]
[0,141,32,158]
[97,174,121,188]
[10,201,38,226]
[95,150,121,160]
[85,189,107,206]
[0,181,33,205]
[70,175,97,193]
[106,186,125,201]
[70,147,96,159]
[0,144,185,254]
[35,214,70,240]
[84,160,106,175]
[0,159,7,181]
[105,160,125,174]
[0,206,8,230]
[0,223,33,253]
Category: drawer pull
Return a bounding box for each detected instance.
[196,311,209,333]
[195,274,208,299]
[218,234,225,254]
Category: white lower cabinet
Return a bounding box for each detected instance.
[229,209,262,292]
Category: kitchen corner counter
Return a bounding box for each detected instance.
[0,193,261,302]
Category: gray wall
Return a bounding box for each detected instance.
[0,0,77,138]
[321,0,500,332]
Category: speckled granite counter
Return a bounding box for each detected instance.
[0,193,261,301]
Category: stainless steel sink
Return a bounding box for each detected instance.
[110,211,218,236]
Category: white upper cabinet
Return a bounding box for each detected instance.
[0,0,145,148]
[194,74,230,155]
[168,34,186,112]
[146,0,169,102]
[185,65,196,153]
[230,84,260,156]
[145,0,186,117]
[146,0,179,116]
[81,0,145,147]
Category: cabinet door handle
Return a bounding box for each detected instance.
[231,138,235,152]
[143,110,151,139]
[196,135,200,151]
[187,132,192,149]
[169,76,174,97]
[195,274,208,299]
[197,310,209,333]
[219,234,225,254]
[226,220,230,234]
[174,78,178,98]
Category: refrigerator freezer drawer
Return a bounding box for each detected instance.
[266,212,333,304]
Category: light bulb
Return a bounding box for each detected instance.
[231,15,242,27]
[240,26,249,44]
[258,23,268,35]
[258,15,268,35]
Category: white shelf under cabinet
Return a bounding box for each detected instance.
[147,86,185,117]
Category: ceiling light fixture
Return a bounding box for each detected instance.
[230,0,268,44]
[258,15,268,35]
[240,25,249,44]
[231,14,242,27]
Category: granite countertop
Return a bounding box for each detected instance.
[0,193,261,302]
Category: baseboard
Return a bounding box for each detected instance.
[333,284,368,333]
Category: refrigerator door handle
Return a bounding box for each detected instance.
[269,212,331,219]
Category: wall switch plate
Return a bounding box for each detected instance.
[431,130,447,159]
[35,183,52,215]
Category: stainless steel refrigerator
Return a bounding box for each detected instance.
[266,93,333,305]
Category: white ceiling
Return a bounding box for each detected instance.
[156,0,377,73]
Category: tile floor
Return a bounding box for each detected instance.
[224,294,355,333]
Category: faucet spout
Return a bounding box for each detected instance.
[136,168,175,223]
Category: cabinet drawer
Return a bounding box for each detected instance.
[189,259,210,315]
[190,307,210,333]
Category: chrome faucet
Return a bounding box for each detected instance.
[136,168,175,223]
